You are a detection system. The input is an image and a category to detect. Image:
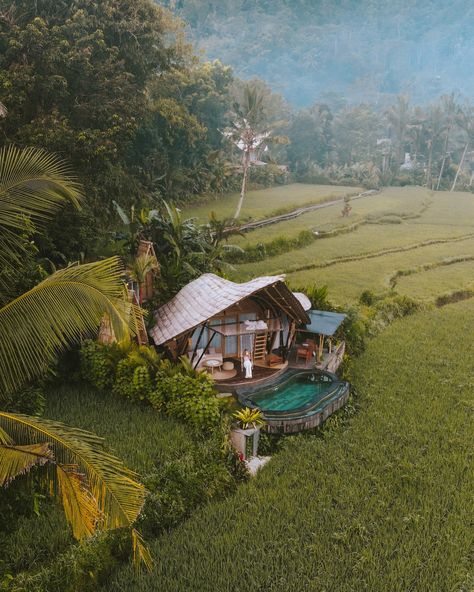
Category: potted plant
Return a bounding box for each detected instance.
[230,407,265,460]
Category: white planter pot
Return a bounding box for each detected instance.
[230,427,261,460]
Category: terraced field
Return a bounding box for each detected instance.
[184,183,362,222]
[185,184,474,305]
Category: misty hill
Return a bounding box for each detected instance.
[162,0,474,107]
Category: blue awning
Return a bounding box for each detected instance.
[302,310,346,336]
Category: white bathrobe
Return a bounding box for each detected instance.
[243,356,253,379]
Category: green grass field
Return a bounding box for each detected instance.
[230,185,432,245]
[185,184,474,305]
[45,384,195,473]
[104,300,474,592]
[184,183,361,222]
[396,258,474,301]
[287,236,474,304]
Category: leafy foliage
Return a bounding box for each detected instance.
[150,373,220,431]
[0,413,146,549]
[0,257,136,397]
[233,407,265,429]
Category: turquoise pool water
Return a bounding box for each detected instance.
[240,371,336,414]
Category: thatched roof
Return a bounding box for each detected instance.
[149,273,310,346]
[292,292,312,311]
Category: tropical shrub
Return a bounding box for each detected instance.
[372,294,423,324]
[1,384,46,415]
[113,357,154,402]
[112,358,138,399]
[79,340,115,391]
[150,373,220,431]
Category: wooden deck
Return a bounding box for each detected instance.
[213,358,288,391]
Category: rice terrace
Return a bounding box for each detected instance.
[1,2,474,592]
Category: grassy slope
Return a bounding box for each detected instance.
[231,185,432,245]
[105,300,474,592]
[2,386,196,577]
[396,258,474,300]
[45,384,195,473]
[184,183,361,222]
[287,237,474,304]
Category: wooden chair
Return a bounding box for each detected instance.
[296,345,313,364]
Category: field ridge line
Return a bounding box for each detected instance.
[234,189,380,232]
[280,232,474,276]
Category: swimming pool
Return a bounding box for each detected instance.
[237,369,350,432]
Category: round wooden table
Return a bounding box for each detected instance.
[205,359,223,374]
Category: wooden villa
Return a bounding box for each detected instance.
[149,273,312,387]
[149,273,347,389]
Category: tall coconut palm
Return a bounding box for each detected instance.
[386,95,411,167]
[436,93,460,190]
[424,105,446,189]
[0,145,150,568]
[222,84,285,220]
[449,106,474,192]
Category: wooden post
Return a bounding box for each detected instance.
[318,334,324,362]
[194,326,218,370]
[191,323,207,364]
[284,321,295,361]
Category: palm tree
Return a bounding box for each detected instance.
[386,95,411,167]
[451,106,474,192]
[424,106,446,189]
[436,93,460,190]
[0,145,150,568]
[222,84,285,220]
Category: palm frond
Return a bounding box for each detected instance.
[56,464,101,539]
[0,425,13,444]
[128,253,159,284]
[0,442,53,486]
[112,200,130,225]
[0,145,82,232]
[0,413,146,532]
[0,256,135,396]
[131,528,153,572]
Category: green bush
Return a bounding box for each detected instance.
[2,384,46,415]
[79,340,115,391]
[150,373,220,431]
[139,436,237,537]
[359,289,377,306]
[112,358,137,399]
[132,366,153,401]
[373,294,422,324]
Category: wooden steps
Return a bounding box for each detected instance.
[253,331,267,362]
